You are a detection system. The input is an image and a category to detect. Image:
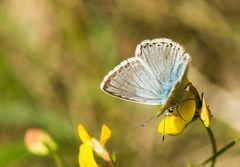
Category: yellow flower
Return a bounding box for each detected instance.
[158,91,196,135]
[79,144,98,167]
[78,124,112,167]
[24,128,57,156]
[189,84,211,128]
[199,96,211,128]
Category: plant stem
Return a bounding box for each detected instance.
[107,162,114,167]
[205,127,217,167]
[52,152,64,167]
[201,137,240,166]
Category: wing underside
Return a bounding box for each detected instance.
[101,38,191,106]
[101,58,163,105]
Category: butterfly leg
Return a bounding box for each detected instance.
[175,106,186,122]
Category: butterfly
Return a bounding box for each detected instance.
[100,38,196,135]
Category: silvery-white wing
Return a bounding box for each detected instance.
[100,38,191,106]
[100,57,163,104]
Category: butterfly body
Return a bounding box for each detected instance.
[101,38,191,113]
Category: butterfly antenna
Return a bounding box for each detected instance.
[139,115,156,127]
[155,109,165,118]
[162,116,166,142]
[139,109,164,127]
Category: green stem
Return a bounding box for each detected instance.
[52,152,65,167]
[205,127,217,167]
[201,137,240,166]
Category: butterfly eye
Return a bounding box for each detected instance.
[168,108,174,113]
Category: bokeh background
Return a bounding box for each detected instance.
[1,0,240,166]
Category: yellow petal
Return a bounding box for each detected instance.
[200,97,211,127]
[78,124,92,144]
[158,116,186,135]
[100,124,111,145]
[79,144,98,167]
[158,91,196,135]
[177,91,196,122]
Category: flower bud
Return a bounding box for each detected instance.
[24,128,57,156]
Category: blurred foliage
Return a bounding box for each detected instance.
[0,0,240,166]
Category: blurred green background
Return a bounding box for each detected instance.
[1,0,240,166]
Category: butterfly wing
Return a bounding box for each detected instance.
[135,38,191,108]
[101,38,190,106]
[100,57,164,105]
